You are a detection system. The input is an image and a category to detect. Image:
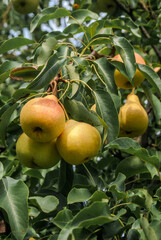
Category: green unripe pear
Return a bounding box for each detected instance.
[11,0,39,14]
[119,93,148,138]
[56,119,102,165]
[16,133,60,169]
[20,97,65,142]
[89,0,116,14]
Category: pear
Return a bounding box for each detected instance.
[90,0,116,14]
[16,133,60,169]
[91,103,96,112]
[113,52,145,89]
[11,0,39,14]
[56,120,102,165]
[95,0,116,14]
[119,93,148,138]
[44,95,58,102]
[20,97,65,142]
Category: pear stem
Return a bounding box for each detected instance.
[131,88,135,95]
[70,79,94,92]
[82,163,96,187]
[58,100,69,121]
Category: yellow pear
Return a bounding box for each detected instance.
[91,104,96,112]
[119,93,148,138]
[16,133,60,169]
[44,95,58,102]
[113,52,145,89]
[20,97,65,142]
[11,0,39,14]
[56,120,102,165]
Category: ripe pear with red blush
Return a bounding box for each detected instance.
[20,97,65,142]
[56,120,102,165]
[16,133,60,169]
[113,52,146,89]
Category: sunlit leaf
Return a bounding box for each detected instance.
[29,196,59,213]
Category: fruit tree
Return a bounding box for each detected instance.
[0,0,161,239]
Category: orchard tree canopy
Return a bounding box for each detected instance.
[0,0,161,239]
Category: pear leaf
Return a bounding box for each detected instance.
[0,37,35,54]
[0,177,29,240]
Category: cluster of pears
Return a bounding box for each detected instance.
[11,0,39,14]
[118,91,149,138]
[112,51,149,137]
[16,95,102,168]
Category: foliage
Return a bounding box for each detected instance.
[0,0,161,239]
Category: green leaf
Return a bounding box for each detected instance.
[112,36,136,82]
[10,66,41,82]
[87,21,99,38]
[29,196,59,213]
[140,216,157,240]
[89,190,109,202]
[69,9,98,24]
[150,220,161,240]
[63,23,82,35]
[90,33,112,45]
[105,17,141,37]
[28,54,66,90]
[0,103,19,145]
[0,162,4,180]
[93,90,119,142]
[0,37,35,54]
[66,65,80,98]
[103,220,124,238]
[93,57,118,94]
[138,64,161,97]
[53,208,73,229]
[58,159,74,196]
[37,37,58,65]
[107,138,160,172]
[128,189,153,210]
[142,84,161,124]
[30,8,71,32]
[57,201,118,240]
[41,31,73,41]
[0,177,29,240]
[12,88,37,100]
[23,169,44,179]
[109,173,127,201]
[116,156,148,178]
[67,188,92,204]
[127,229,140,240]
[0,61,20,83]
[64,98,101,126]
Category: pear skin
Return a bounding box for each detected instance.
[11,0,39,14]
[119,93,148,138]
[56,120,102,165]
[16,133,60,169]
[91,104,96,112]
[44,95,58,102]
[113,52,145,89]
[20,97,65,142]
